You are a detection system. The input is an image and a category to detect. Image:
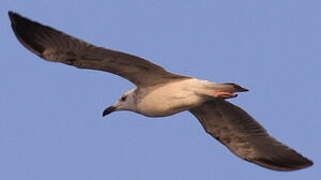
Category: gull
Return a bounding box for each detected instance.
[8,11,313,171]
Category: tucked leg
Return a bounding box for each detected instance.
[212,91,238,99]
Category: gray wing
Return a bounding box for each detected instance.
[8,11,187,87]
[190,100,313,171]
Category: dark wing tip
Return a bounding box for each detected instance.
[8,11,16,19]
[8,11,15,19]
[8,11,21,22]
[253,152,313,171]
[8,11,32,29]
[8,11,48,55]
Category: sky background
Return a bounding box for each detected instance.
[1,0,320,179]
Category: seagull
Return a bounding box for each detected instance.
[8,11,313,171]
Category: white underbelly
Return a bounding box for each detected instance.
[136,79,207,117]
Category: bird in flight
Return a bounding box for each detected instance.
[8,11,313,171]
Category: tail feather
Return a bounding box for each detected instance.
[211,83,249,93]
[222,83,249,92]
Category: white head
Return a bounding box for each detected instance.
[102,89,137,117]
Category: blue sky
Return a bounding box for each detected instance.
[1,0,320,179]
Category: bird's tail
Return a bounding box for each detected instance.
[199,82,248,99]
[209,83,249,93]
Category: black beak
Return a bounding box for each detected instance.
[102,106,116,117]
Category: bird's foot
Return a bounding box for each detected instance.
[212,91,238,99]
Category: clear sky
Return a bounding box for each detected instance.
[1,0,320,179]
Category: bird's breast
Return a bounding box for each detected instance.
[135,79,206,117]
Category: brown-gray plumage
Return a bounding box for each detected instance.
[8,11,313,171]
[190,100,313,171]
[8,11,186,87]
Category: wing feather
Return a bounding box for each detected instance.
[190,100,313,171]
[9,11,187,87]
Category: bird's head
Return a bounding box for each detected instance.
[102,89,137,117]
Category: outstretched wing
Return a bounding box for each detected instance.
[190,99,313,171]
[8,11,187,87]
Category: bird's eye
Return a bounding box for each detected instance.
[121,96,127,101]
